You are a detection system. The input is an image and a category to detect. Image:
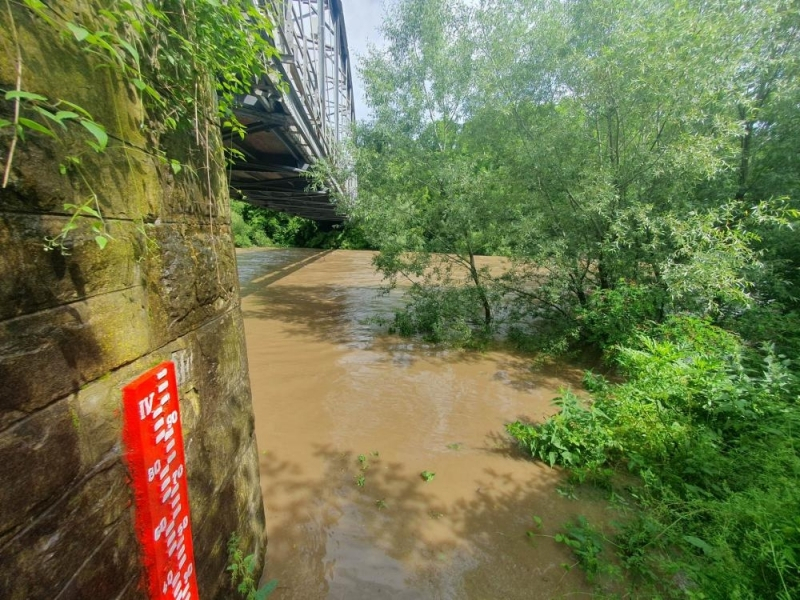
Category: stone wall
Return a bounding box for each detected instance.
[0,3,266,598]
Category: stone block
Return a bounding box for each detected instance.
[51,520,144,600]
[143,223,239,346]
[0,215,140,320]
[192,445,267,600]
[0,401,81,542]
[0,462,136,600]
[0,287,152,429]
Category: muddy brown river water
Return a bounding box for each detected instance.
[238,248,610,600]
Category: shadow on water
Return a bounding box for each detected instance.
[241,277,586,389]
[238,249,334,296]
[259,440,607,600]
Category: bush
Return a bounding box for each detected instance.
[390,285,494,348]
[508,316,800,598]
[577,281,665,348]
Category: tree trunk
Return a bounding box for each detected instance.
[466,239,492,327]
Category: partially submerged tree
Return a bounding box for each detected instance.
[356,0,800,343]
[355,0,511,340]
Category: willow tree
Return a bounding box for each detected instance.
[355,0,800,343]
[354,0,514,339]
[472,0,799,317]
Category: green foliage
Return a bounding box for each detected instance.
[506,392,613,473]
[578,282,664,348]
[226,533,277,600]
[2,0,282,247]
[354,0,509,341]
[555,516,615,581]
[508,317,800,597]
[420,470,435,482]
[390,284,495,348]
[356,0,800,347]
[231,200,368,249]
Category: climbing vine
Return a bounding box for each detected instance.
[1,0,284,249]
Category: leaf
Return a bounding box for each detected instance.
[95,235,108,250]
[57,100,92,118]
[119,39,140,65]
[170,159,182,174]
[66,22,90,42]
[80,120,108,151]
[79,204,101,218]
[683,535,714,555]
[18,117,55,138]
[55,111,80,122]
[255,579,279,600]
[0,118,11,128]
[33,106,64,127]
[5,90,47,102]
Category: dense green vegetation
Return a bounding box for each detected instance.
[231,200,370,249]
[352,0,800,596]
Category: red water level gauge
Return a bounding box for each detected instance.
[123,361,199,600]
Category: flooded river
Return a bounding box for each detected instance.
[238,248,608,600]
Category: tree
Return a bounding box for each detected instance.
[355,0,512,339]
[470,0,795,318]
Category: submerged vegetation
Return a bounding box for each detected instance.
[350,0,800,597]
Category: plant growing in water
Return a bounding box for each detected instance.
[226,533,277,600]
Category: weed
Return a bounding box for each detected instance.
[226,533,277,600]
[555,517,619,582]
[556,485,577,500]
[446,442,463,450]
[511,317,800,597]
[375,499,387,510]
[420,470,435,482]
[354,474,366,487]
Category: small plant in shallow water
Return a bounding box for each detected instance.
[226,533,277,600]
[420,470,436,482]
[555,517,621,583]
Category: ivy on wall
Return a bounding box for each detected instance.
[1,0,283,249]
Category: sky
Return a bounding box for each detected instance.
[341,0,392,120]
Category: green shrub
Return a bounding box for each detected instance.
[509,316,800,598]
[506,391,615,474]
[578,281,666,348]
[390,285,493,348]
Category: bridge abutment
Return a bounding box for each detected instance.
[0,3,266,598]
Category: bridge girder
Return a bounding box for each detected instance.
[226,0,355,223]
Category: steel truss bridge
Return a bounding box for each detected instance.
[226,0,355,224]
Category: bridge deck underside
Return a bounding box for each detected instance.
[227,109,342,223]
[225,0,354,225]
